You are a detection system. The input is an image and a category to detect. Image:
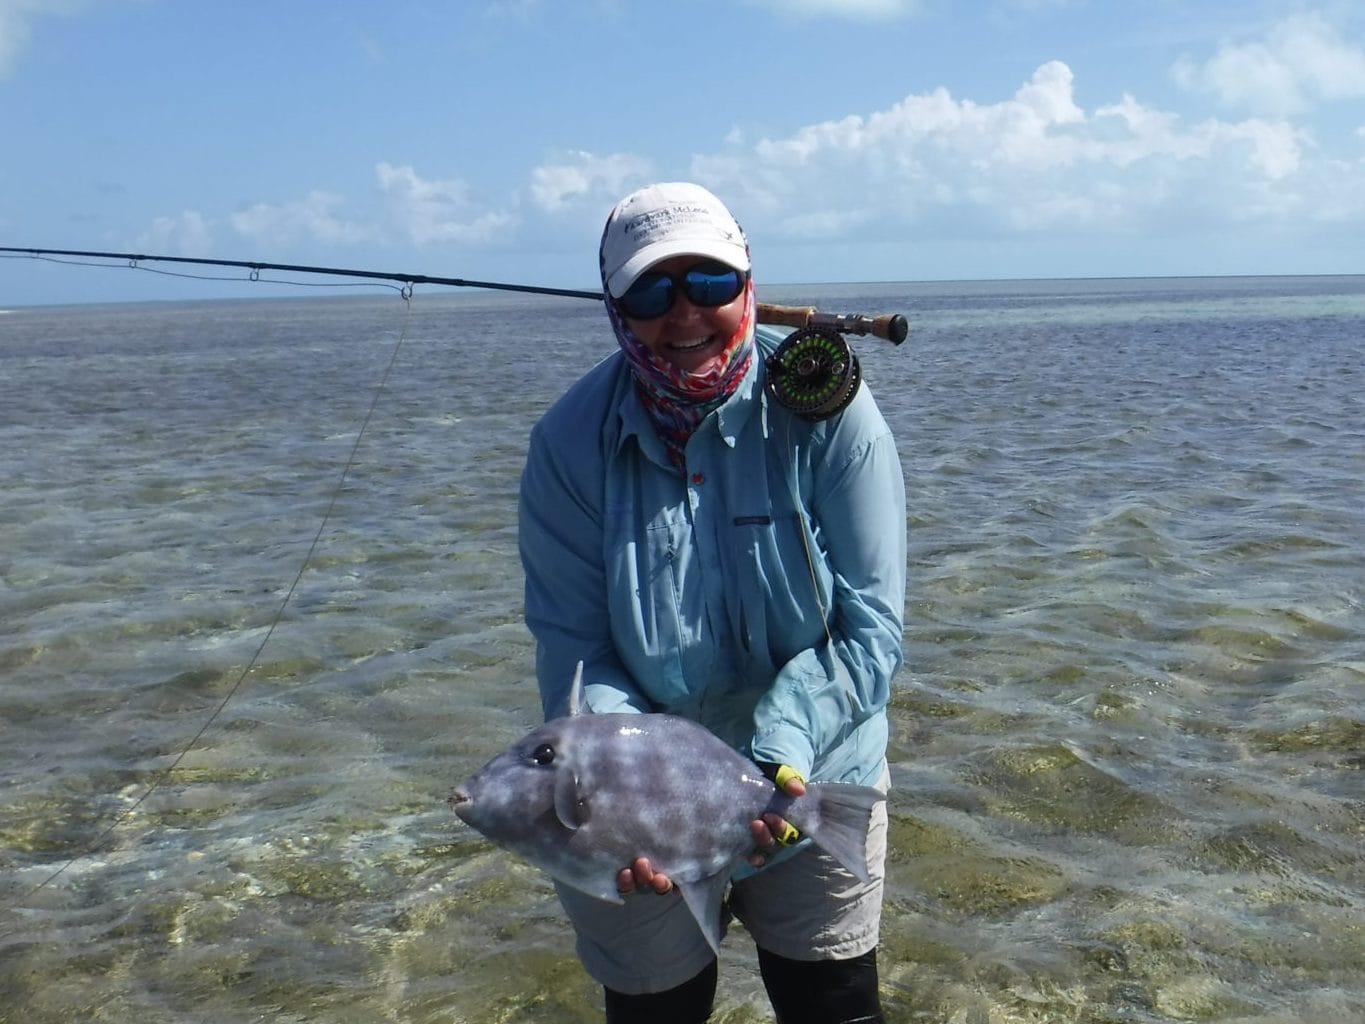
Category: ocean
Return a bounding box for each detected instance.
[1,276,1362,1023]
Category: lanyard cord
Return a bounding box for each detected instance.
[783,416,835,651]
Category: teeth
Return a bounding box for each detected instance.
[670,336,712,351]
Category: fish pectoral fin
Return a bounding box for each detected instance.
[586,879,626,904]
[561,875,625,906]
[677,872,730,955]
[553,769,588,830]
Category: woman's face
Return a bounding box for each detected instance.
[621,255,747,376]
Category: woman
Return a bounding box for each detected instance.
[517,182,906,1023]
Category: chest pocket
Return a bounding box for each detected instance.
[726,507,829,673]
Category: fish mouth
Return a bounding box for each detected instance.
[447,787,472,819]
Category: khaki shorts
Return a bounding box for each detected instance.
[554,766,889,995]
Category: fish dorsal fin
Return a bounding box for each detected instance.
[553,766,588,831]
[567,661,587,717]
[677,872,729,955]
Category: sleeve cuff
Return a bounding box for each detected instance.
[749,722,815,782]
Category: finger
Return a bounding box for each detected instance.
[784,776,806,797]
[617,867,636,894]
[650,871,673,895]
[764,813,801,846]
[751,819,773,848]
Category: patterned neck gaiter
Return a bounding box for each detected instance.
[605,281,756,469]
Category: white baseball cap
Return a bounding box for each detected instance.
[600,182,750,298]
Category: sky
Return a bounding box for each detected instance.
[2,0,1364,306]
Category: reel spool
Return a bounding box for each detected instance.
[765,327,862,421]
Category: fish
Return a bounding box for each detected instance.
[447,664,885,952]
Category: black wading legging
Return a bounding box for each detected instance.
[602,948,885,1024]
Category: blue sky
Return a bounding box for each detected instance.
[2,0,1364,305]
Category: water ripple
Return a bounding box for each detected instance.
[3,281,1363,1021]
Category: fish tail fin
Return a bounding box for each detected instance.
[789,783,884,883]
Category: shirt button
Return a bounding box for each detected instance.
[691,472,705,485]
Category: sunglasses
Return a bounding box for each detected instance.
[616,260,748,321]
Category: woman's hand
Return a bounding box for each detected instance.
[617,857,673,895]
[616,770,807,888]
[748,773,806,868]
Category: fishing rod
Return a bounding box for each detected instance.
[4,244,910,420]
[1,244,909,340]
[1,245,605,300]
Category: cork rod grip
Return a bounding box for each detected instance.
[756,302,909,344]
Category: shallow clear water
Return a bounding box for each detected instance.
[1,277,1362,1022]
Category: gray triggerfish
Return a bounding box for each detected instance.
[448,664,885,952]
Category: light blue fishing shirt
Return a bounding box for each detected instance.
[519,326,906,789]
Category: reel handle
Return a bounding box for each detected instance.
[756,302,909,345]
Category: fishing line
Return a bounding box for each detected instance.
[1,244,909,908]
[781,417,835,651]
[766,326,864,421]
[1,283,417,913]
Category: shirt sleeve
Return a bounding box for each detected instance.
[748,395,907,779]
[519,416,652,720]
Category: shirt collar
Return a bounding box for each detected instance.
[612,349,763,465]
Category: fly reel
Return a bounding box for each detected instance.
[765,327,862,421]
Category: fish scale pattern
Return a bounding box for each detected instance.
[575,717,771,880]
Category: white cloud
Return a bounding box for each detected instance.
[158,54,1364,269]
[375,162,513,245]
[230,190,370,248]
[137,209,213,255]
[528,150,654,212]
[222,166,515,250]
[689,60,1334,245]
[1089,94,1304,179]
[0,0,87,77]
[738,61,1084,181]
[1173,13,1365,115]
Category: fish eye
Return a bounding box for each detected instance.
[532,743,555,766]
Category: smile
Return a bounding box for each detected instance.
[668,336,715,351]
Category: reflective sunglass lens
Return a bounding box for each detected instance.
[619,273,674,320]
[618,262,745,320]
[684,265,743,307]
